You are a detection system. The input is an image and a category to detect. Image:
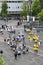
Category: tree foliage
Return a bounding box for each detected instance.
[32,0,41,16]
[20,2,29,16]
[39,0,43,9]
[38,9,43,21]
[1,0,8,17]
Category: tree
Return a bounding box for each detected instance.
[39,0,43,9]
[32,0,41,16]
[20,2,29,16]
[1,0,8,17]
[38,9,43,21]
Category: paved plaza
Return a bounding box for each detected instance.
[0,20,43,65]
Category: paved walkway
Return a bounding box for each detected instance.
[0,41,43,65]
[0,20,43,65]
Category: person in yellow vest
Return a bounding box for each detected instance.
[33,43,39,53]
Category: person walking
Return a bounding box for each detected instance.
[14,49,18,60]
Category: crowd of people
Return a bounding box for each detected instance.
[1,25,29,60]
[6,33,29,60]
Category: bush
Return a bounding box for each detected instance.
[0,57,5,65]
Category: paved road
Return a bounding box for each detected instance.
[0,20,43,65]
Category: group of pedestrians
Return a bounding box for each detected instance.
[6,33,29,60]
[0,23,29,60]
[0,24,8,34]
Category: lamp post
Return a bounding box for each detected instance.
[26,0,32,22]
[28,0,33,30]
[29,0,32,16]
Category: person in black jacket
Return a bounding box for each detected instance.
[14,49,18,60]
